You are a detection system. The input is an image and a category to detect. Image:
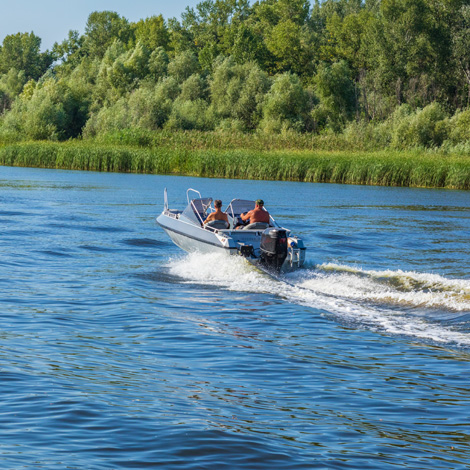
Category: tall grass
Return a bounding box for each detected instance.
[1,140,469,189]
[91,128,355,152]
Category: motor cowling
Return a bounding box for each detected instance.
[260,228,288,272]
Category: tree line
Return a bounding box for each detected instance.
[2,0,470,150]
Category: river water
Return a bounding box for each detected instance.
[1,166,470,469]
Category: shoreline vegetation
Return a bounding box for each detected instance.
[1,131,469,189]
[1,1,470,189]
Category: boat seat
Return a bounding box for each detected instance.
[204,220,229,230]
[243,222,269,230]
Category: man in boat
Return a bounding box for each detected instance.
[203,199,229,227]
[239,199,270,227]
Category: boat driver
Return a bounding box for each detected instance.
[203,199,229,226]
[239,199,270,227]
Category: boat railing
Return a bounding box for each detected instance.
[191,199,212,225]
[269,214,279,227]
[187,188,202,205]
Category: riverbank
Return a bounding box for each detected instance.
[1,140,469,189]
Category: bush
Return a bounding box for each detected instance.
[391,102,449,149]
[180,74,208,101]
[168,51,199,83]
[0,68,27,108]
[0,77,88,141]
[83,98,130,137]
[148,47,169,81]
[312,60,355,132]
[260,72,309,132]
[166,98,214,131]
[446,108,470,144]
[84,77,181,137]
[210,58,271,130]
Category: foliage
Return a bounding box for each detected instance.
[210,58,271,130]
[180,74,208,101]
[0,78,89,141]
[166,98,214,130]
[83,77,180,137]
[133,15,170,51]
[2,0,470,164]
[52,30,84,70]
[261,72,310,132]
[312,60,355,132]
[390,102,449,149]
[0,32,52,80]
[167,51,200,83]
[148,47,170,81]
[83,11,133,59]
[0,69,27,113]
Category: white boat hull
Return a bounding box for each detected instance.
[157,211,306,271]
[161,225,233,255]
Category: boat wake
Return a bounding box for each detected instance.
[166,253,470,347]
[291,263,470,313]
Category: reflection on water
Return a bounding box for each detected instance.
[0,166,469,469]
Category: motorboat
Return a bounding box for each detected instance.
[156,188,307,274]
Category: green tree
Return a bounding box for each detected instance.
[230,23,268,65]
[312,60,355,131]
[452,5,470,105]
[1,78,89,140]
[0,69,27,112]
[133,15,170,51]
[261,71,310,132]
[324,11,373,71]
[83,11,133,59]
[96,42,151,99]
[168,51,200,83]
[391,102,449,148]
[253,0,309,27]
[250,0,310,73]
[148,47,170,80]
[168,17,196,55]
[0,32,52,80]
[366,0,456,107]
[166,98,213,130]
[180,73,208,101]
[84,77,181,136]
[210,57,271,129]
[178,0,251,69]
[92,41,129,107]
[52,30,84,69]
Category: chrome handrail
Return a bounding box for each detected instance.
[186,188,202,205]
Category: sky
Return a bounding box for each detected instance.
[0,0,203,51]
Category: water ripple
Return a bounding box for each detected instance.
[0,168,469,469]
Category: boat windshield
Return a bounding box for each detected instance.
[224,199,256,218]
[180,197,213,226]
[225,198,278,227]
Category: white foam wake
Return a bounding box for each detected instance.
[166,254,470,346]
[292,263,470,313]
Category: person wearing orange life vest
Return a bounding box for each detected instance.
[240,199,270,225]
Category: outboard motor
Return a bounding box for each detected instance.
[259,228,288,273]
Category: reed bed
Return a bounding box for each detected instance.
[1,141,469,189]
[91,129,354,152]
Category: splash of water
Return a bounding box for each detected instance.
[292,263,470,313]
[166,253,470,346]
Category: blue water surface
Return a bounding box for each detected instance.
[1,166,470,469]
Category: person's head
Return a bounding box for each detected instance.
[214,199,222,209]
[255,199,264,208]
